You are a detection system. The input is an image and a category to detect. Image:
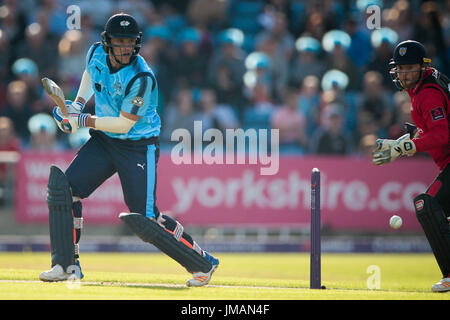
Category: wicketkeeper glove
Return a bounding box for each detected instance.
[372,133,416,166]
[404,122,418,138]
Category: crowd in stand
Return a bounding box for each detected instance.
[0,0,449,157]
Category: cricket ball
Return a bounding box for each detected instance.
[389,215,402,229]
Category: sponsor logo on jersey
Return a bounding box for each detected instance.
[415,199,424,211]
[430,107,445,121]
[132,96,144,107]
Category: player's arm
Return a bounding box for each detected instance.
[85,111,139,134]
[411,89,448,152]
[75,42,101,107]
[67,75,152,134]
[74,70,94,106]
[84,75,152,133]
[372,89,448,165]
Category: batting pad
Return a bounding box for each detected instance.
[47,166,75,270]
[414,193,450,277]
[119,213,212,273]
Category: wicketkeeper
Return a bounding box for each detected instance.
[372,40,450,292]
[39,13,219,287]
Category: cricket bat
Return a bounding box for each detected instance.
[42,77,68,118]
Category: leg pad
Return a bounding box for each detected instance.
[47,166,75,270]
[415,193,450,277]
[119,213,212,273]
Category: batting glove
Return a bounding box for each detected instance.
[53,106,91,134]
[65,100,85,115]
[372,133,416,166]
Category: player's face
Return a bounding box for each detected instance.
[397,64,421,89]
[110,37,135,65]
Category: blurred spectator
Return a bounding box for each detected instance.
[0,29,10,113]
[386,0,415,42]
[388,91,413,139]
[255,35,288,103]
[358,133,377,158]
[26,113,63,151]
[322,30,359,91]
[187,0,226,30]
[78,0,114,30]
[0,116,20,206]
[320,69,349,118]
[255,11,295,62]
[79,13,101,52]
[57,30,85,98]
[0,0,27,57]
[260,0,302,35]
[254,11,295,102]
[161,88,199,143]
[226,0,264,52]
[355,111,379,149]
[303,1,338,40]
[242,83,275,131]
[344,16,372,71]
[270,88,308,153]
[243,52,273,99]
[2,80,33,142]
[247,83,275,113]
[197,88,239,134]
[11,57,42,113]
[142,24,177,114]
[290,36,325,88]
[208,28,246,112]
[0,116,21,153]
[35,0,70,37]
[68,127,91,150]
[357,71,393,138]
[171,27,208,90]
[320,69,349,94]
[367,27,399,89]
[309,103,353,155]
[16,22,59,81]
[444,0,450,71]
[297,75,321,138]
[116,0,156,28]
[414,1,448,74]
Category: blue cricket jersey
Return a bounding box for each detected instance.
[85,42,161,140]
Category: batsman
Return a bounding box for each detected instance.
[39,13,219,287]
[372,40,450,292]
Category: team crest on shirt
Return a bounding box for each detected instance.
[132,96,144,107]
[399,47,407,56]
[430,107,445,121]
[113,81,123,96]
[432,69,439,79]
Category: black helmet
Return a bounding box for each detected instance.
[390,40,430,66]
[101,13,142,65]
[389,40,431,90]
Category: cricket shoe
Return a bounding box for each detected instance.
[39,260,84,282]
[186,253,219,287]
[431,277,450,292]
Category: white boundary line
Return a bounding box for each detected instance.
[0,279,302,290]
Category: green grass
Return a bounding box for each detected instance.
[0,252,448,300]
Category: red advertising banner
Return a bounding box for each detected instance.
[15,151,438,231]
[15,151,128,225]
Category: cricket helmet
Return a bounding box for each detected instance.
[101,13,142,65]
[389,40,431,90]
